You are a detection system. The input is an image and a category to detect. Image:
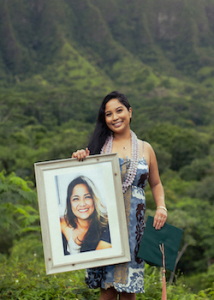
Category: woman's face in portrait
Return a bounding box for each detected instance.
[105,98,132,134]
[70,184,95,221]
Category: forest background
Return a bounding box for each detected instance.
[1,0,214,299]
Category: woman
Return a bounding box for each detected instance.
[60,175,111,255]
[72,91,167,300]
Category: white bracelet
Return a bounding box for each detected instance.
[156,206,167,212]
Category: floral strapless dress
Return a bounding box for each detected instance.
[85,156,149,293]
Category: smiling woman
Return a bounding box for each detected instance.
[60,175,111,255]
[72,91,167,300]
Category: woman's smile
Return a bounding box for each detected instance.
[113,121,123,128]
[78,208,89,213]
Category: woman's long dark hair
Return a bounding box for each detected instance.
[88,91,131,155]
[64,175,108,252]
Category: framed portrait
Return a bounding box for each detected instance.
[34,153,130,275]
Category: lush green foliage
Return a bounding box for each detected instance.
[0,171,39,254]
[1,238,214,299]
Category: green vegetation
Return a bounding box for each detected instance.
[1,0,214,298]
[1,237,214,299]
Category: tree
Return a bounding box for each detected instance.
[0,171,39,254]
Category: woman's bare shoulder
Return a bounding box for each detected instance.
[60,217,72,230]
[60,216,66,224]
[138,140,153,148]
[60,217,72,241]
[138,140,154,160]
[138,139,153,147]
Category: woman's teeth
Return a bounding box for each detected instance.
[79,208,88,212]
[113,122,122,127]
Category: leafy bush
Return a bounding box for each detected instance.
[0,171,39,254]
[1,241,214,300]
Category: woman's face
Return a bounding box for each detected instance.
[105,98,132,134]
[70,184,95,221]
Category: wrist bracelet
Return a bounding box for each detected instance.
[157,206,167,212]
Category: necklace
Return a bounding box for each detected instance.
[121,139,130,150]
[113,139,130,150]
[101,130,139,193]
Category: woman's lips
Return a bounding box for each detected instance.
[113,121,122,128]
[78,208,89,213]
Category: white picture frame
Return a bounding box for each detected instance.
[34,153,130,275]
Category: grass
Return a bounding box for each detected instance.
[0,237,213,299]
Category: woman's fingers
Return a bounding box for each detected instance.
[72,148,90,161]
[153,209,167,230]
[72,149,85,160]
[85,148,90,156]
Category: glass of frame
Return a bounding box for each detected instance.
[34,153,130,275]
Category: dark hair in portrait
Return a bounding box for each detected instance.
[88,91,131,155]
[64,175,109,253]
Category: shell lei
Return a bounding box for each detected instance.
[101,130,139,193]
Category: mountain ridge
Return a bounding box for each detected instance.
[1,0,214,84]
[1,0,214,134]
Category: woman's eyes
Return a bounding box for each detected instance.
[106,109,123,117]
[72,195,92,201]
[72,197,79,201]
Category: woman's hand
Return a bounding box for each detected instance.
[72,148,90,161]
[96,240,112,250]
[153,207,167,230]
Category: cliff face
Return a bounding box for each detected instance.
[1,0,214,82]
[91,0,214,71]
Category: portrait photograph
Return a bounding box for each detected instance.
[56,168,111,256]
[34,153,130,274]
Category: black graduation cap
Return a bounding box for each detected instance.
[137,216,183,272]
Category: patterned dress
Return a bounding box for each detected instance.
[85,155,149,293]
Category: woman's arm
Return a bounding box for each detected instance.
[60,217,72,242]
[95,224,112,250]
[147,143,167,230]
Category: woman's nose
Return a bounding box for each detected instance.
[112,112,118,120]
[79,198,86,205]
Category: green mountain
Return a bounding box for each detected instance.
[1,0,214,84]
[1,0,214,128]
[1,0,214,179]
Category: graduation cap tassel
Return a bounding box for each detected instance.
[159,243,167,300]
